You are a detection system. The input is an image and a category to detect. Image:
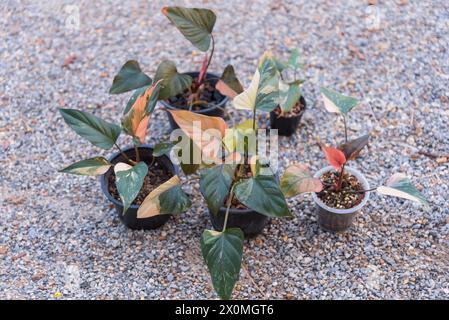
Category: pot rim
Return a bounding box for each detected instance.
[311,166,370,214]
[99,144,178,210]
[159,71,229,113]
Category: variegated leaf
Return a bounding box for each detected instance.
[60,157,112,176]
[280,164,323,197]
[377,173,428,207]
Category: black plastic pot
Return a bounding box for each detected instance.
[269,96,307,137]
[100,145,178,230]
[160,72,228,130]
[311,166,371,232]
[208,207,270,237]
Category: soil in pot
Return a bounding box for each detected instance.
[168,78,222,111]
[108,158,173,206]
[317,171,364,210]
[270,96,306,136]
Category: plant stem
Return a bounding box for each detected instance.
[336,164,345,191]
[204,34,215,80]
[252,108,257,131]
[342,115,348,143]
[114,143,137,165]
[222,184,235,232]
[134,145,140,162]
[343,187,378,194]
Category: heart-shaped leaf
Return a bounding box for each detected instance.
[234,174,291,218]
[320,86,358,114]
[322,146,347,170]
[154,60,193,100]
[162,6,216,52]
[60,157,112,176]
[114,162,148,214]
[279,79,302,113]
[201,228,244,300]
[200,164,237,215]
[59,108,121,150]
[215,65,244,99]
[121,81,161,144]
[377,173,428,207]
[109,60,152,94]
[280,164,323,197]
[233,53,279,112]
[339,134,370,161]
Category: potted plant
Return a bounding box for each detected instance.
[280,87,428,232]
[108,6,243,131]
[270,48,306,136]
[59,81,192,230]
[163,53,291,299]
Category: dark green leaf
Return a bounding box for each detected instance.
[154,60,193,100]
[115,162,148,214]
[59,157,111,176]
[200,164,236,215]
[234,174,291,218]
[59,108,121,150]
[162,6,216,52]
[201,228,244,300]
[153,142,175,157]
[109,60,152,94]
[339,134,370,161]
[159,185,192,214]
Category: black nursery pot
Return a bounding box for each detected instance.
[100,145,178,230]
[208,207,270,237]
[269,96,307,137]
[160,72,228,130]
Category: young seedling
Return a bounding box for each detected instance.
[280,87,428,227]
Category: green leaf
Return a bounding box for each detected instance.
[234,174,291,218]
[280,164,323,197]
[59,108,121,150]
[162,6,216,52]
[60,157,112,176]
[159,185,192,214]
[279,80,302,113]
[124,86,149,115]
[377,173,429,207]
[201,228,244,300]
[287,48,302,69]
[153,142,175,157]
[320,86,358,114]
[114,162,148,214]
[255,54,280,112]
[200,164,236,215]
[273,57,287,73]
[154,60,193,100]
[109,60,152,94]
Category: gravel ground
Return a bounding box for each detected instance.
[1,0,448,299]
